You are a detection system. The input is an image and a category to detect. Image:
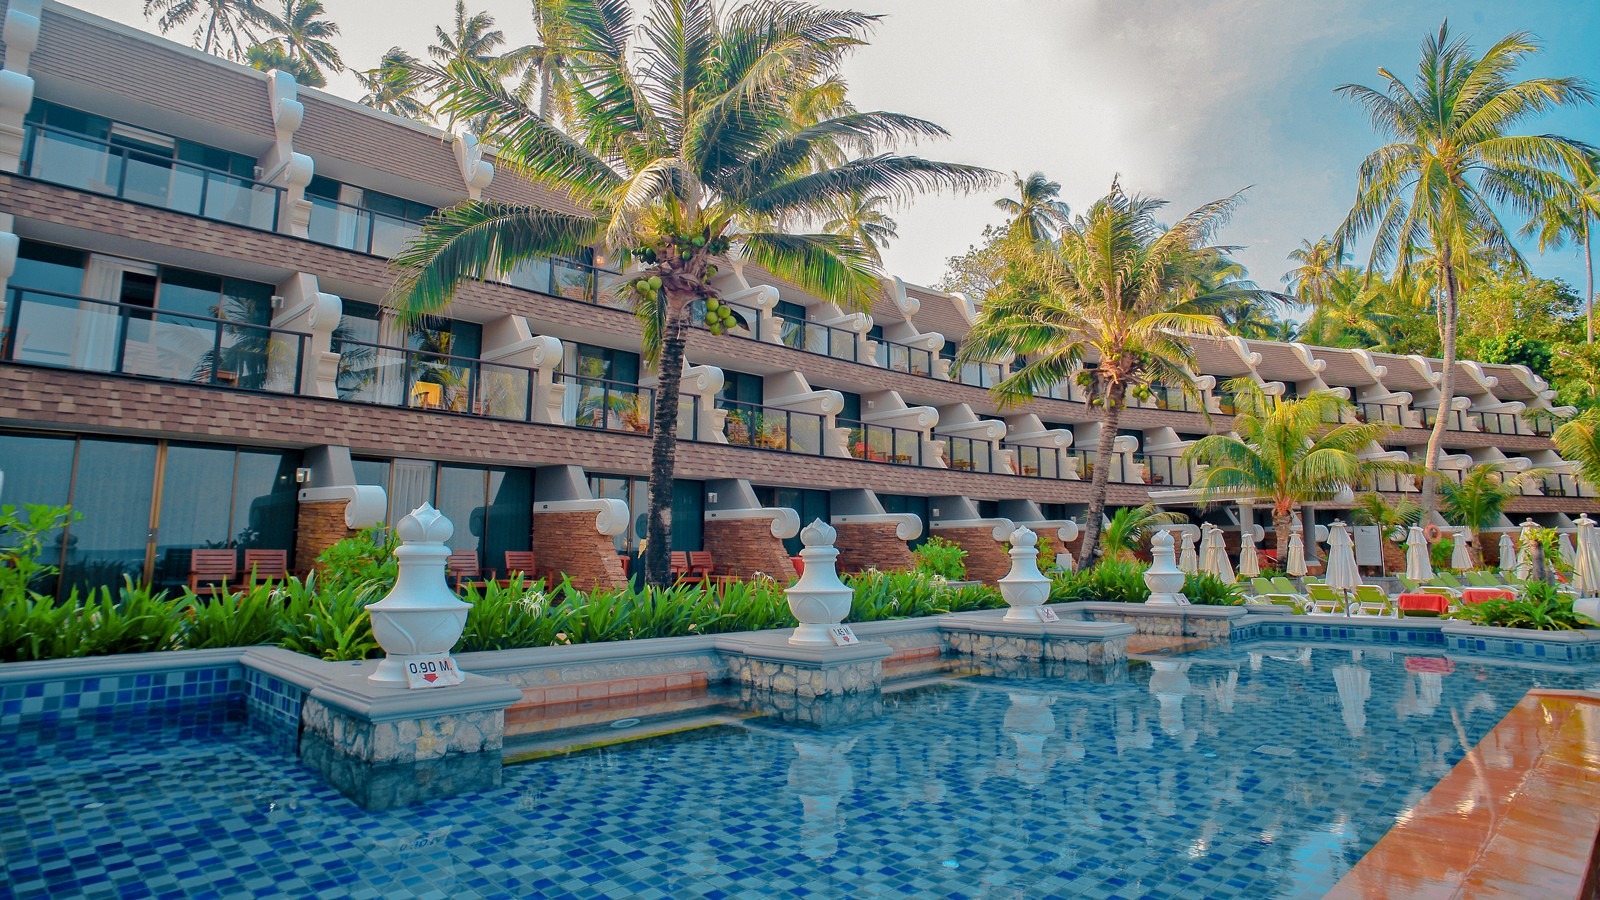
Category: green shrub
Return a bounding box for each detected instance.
[1430,537,1454,570]
[0,503,78,600]
[1182,572,1244,606]
[1051,560,1150,604]
[181,581,287,649]
[0,578,185,662]
[1451,581,1584,631]
[313,527,399,593]
[276,575,381,661]
[912,537,967,580]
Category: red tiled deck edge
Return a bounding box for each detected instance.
[1328,690,1600,899]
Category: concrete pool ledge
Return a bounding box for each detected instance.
[941,609,1134,665]
[1329,689,1600,899]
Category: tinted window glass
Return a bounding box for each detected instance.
[12,241,86,295]
[62,439,157,595]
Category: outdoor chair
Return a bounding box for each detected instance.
[1399,575,1457,598]
[1434,571,1466,590]
[1463,571,1497,587]
[1304,583,1345,614]
[500,552,556,586]
[241,549,290,585]
[1250,576,1306,611]
[670,551,699,583]
[1270,576,1305,597]
[689,551,736,585]
[1353,585,1392,615]
[187,549,239,597]
[446,551,494,589]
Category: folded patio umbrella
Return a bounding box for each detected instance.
[1405,525,1433,582]
[1178,529,1199,575]
[1237,528,1260,578]
[1559,531,1578,569]
[1515,520,1537,580]
[1498,532,1517,573]
[1450,529,1473,571]
[1324,521,1361,608]
[1576,516,1600,596]
[1211,527,1235,584]
[1286,531,1307,578]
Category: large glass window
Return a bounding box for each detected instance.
[0,432,76,594]
[586,475,703,558]
[10,242,86,294]
[756,487,829,555]
[62,439,158,596]
[354,458,533,571]
[672,480,704,552]
[152,444,300,589]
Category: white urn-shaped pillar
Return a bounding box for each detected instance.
[365,503,471,683]
[1144,529,1188,605]
[787,519,853,645]
[999,526,1052,622]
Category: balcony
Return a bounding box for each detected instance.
[504,257,632,310]
[876,339,935,377]
[775,314,861,363]
[949,360,1006,388]
[335,339,536,421]
[20,124,281,232]
[839,418,924,466]
[2,288,305,393]
[558,372,697,438]
[1420,407,1472,431]
[721,400,825,454]
[1006,444,1061,479]
[1145,384,1205,413]
[938,433,993,473]
[1355,402,1408,426]
[1141,455,1198,487]
[306,196,425,257]
[1545,473,1586,498]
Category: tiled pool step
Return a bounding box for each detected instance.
[1329,690,1600,898]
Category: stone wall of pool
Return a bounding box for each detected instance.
[5,602,1600,809]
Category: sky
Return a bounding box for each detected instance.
[69,0,1600,296]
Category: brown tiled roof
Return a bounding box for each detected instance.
[1311,348,1378,386]
[1188,337,1253,377]
[905,285,971,338]
[1371,353,1434,391]
[1247,341,1315,382]
[27,4,274,144]
[1481,364,1539,401]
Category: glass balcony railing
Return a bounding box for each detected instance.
[1475,411,1524,436]
[938,434,993,473]
[334,339,536,421]
[3,287,305,393]
[502,257,629,309]
[1066,449,1094,480]
[948,360,1005,388]
[689,298,761,340]
[20,124,281,231]
[875,338,935,377]
[839,418,923,466]
[774,314,860,363]
[1355,402,1407,426]
[306,196,426,257]
[720,400,825,455]
[1006,444,1060,479]
[1420,407,1471,431]
[555,372,696,438]
[1145,384,1205,413]
[1142,455,1198,487]
[1545,474,1583,497]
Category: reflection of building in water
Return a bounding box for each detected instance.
[1396,671,1445,719]
[787,737,857,861]
[1333,658,1372,739]
[998,692,1058,787]
[1113,703,1154,754]
[1207,668,1239,714]
[1062,707,1088,762]
[1148,660,1197,747]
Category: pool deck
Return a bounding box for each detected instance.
[1328,689,1600,899]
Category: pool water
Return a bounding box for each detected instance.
[2,644,1595,899]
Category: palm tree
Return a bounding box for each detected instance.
[994,171,1070,244]
[1296,269,1404,348]
[1333,23,1593,517]
[1184,379,1402,562]
[1282,237,1346,308]
[1441,460,1554,565]
[144,0,272,60]
[258,0,343,80]
[822,192,898,264]
[1100,504,1187,562]
[391,0,991,587]
[1554,409,1600,486]
[959,180,1265,566]
[1351,492,1420,573]
[1524,150,1600,343]
[420,2,537,130]
[245,39,325,87]
[358,48,430,120]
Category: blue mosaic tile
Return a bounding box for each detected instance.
[0,666,244,728]
[4,645,1598,898]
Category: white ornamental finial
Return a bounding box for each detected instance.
[396,502,453,545]
[1010,526,1038,549]
[801,518,837,548]
[1151,529,1174,551]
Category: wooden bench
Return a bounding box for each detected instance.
[242,549,290,585]
[500,551,556,586]
[446,551,495,589]
[187,549,239,597]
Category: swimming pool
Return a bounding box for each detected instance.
[3,643,1594,898]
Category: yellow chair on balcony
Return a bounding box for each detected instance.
[410,381,443,409]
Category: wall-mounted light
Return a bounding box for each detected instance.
[270,294,286,309]
[707,491,719,504]
[295,467,313,484]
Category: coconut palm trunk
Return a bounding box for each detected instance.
[1586,220,1594,344]
[1420,245,1459,517]
[642,287,695,587]
[1078,392,1123,567]
[1273,505,1294,566]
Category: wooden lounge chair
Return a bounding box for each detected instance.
[187,549,239,597]
[446,551,495,589]
[241,549,290,585]
[500,551,555,586]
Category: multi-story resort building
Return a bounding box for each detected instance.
[1,0,1596,597]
